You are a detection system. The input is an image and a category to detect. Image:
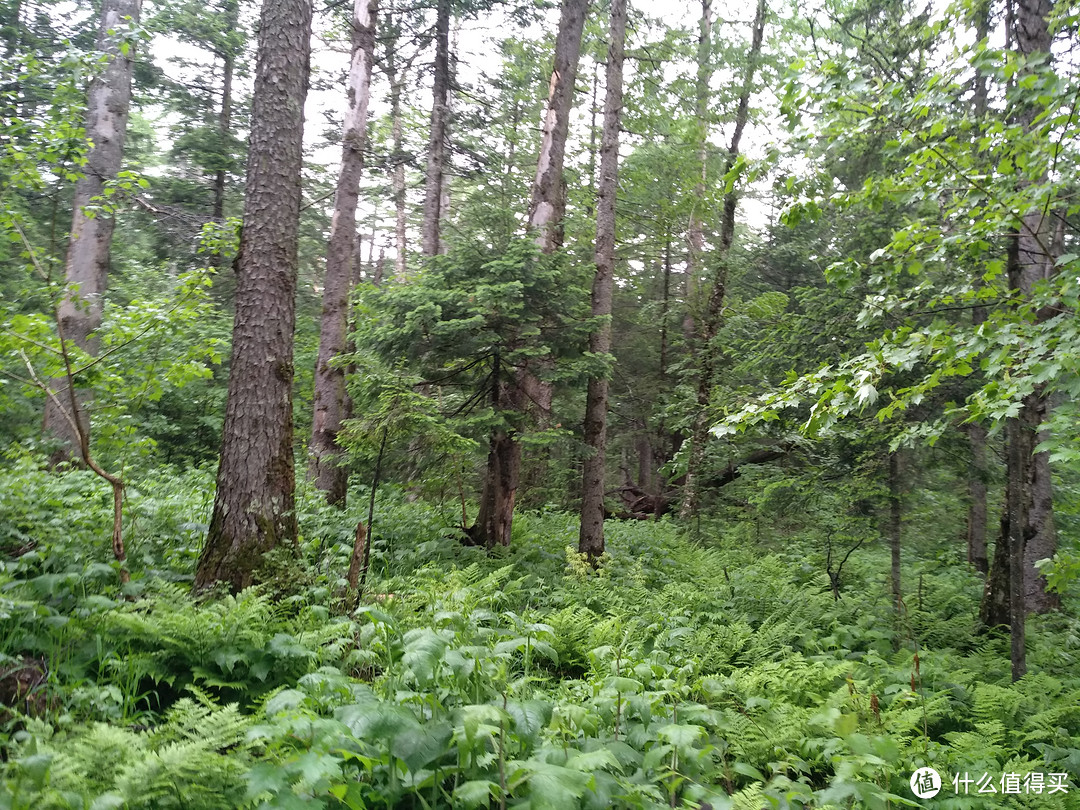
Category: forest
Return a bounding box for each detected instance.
[1,0,1079,805]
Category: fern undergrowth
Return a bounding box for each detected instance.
[1,467,1078,809]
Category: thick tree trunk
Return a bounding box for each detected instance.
[42,0,140,462]
[420,0,449,256]
[196,0,313,592]
[578,0,626,559]
[527,0,588,253]
[309,0,376,506]
[679,0,766,518]
[472,426,521,548]
[469,351,522,548]
[683,0,711,343]
[967,421,989,573]
[981,512,1011,628]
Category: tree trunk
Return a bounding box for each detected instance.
[659,233,671,377]
[980,0,1059,618]
[212,0,239,225]
[679,0,767,518]
[42,0,140,463]
[967,421,989,573]
[420,0,449,257]
[1007,416,1028,680]
[196,0,313,592]
[578,0,626,560]
[1022,391,1058,612]
[309,0,376,506]
[472,426,520,548]
[981,511,1011,628]
[889,450,902,627]
[1014,0,1059,616]
[468,0,588,549]
[383,12,409,280]
[683,0,711,344]
[527,0,588,253]
[469,350,522,548]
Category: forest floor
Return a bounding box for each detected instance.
[1,460,1079,808]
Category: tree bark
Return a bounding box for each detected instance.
[196,0,313,592]
[1007,416,1028,680]
[1014,0,1058,615]
[967,421,989,573]
[42,0,141,462]
[1022,390,1058,611]
[420,0,450,256]
[472,427,520,549]
[309,0,376,506]
[527,0,588,253]
[470,351,522,549]
[578,0,626,560]
[679,0,767,518]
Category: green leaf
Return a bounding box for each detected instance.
[566,748,623,774]
[391,720,452,772]
[510,761,590,810]
[505,699,550,742]
[264,688,305,716]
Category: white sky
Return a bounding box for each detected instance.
[149,0,790,255]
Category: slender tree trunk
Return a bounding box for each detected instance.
[196,0,313,592]
[309,0,377,506]
[212,0,239,225]
[1007,416,1028,679]
[981,0,1059,618]
[982,510,1011,627]
[1015,0,1059,614]
[373,247,385,285]
[683,0,712,344]
[679,0,767,518]
[967,421,989,573]
[585,60,599,218]
[889,450,902,625]
[420,0,449,256]
[437,25,458,255]
[42,0,140,463]
[659,234,671,377]
[527,0,588,253]
[384,15,409,280]
[578,0,626,559]
[964,0,991,575]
